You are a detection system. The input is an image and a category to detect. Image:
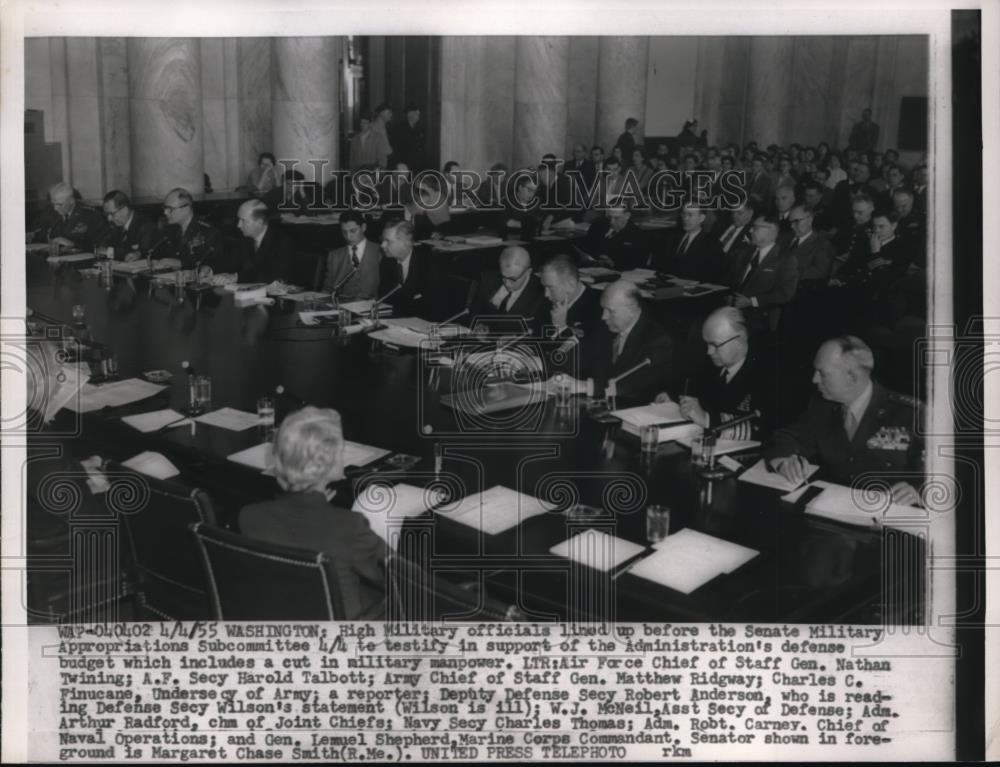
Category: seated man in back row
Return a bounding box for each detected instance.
[553,279,671,403]
[765,335,923,505]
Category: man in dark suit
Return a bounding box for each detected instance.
[322,210,382,299]
[657,203,724,283]
[765,336,922,506]
[744,155,773,208]
[892,187,927,269]
[614,118,639,164]
[714,202,755,257]
[470,246,546,335]
[567,279,672,402]
[787,204,836,288]
[389,103,427,171]
[669,307,773,438]
[100,190,159,261]
[539,254,603,377]
[162,187,230,272]
[726,214,799,331]
[802,181,837,234]
[235,199,293,283]
[583,201,649,271]
[239,407,386,620]
[378,219,440,320]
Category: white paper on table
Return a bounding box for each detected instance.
[122,451,180,480]
[65,378,167,413]
[353,482,440,549]
[46,362,90,422]
[737,458,818,492]
[628,546,725,594]
[549,529,646,573]
[795,482,921,529]
[342,440,390,467]
[368,326,427,348]
[341,299,391,316]
[652,529,759,573]
[613,402,700,443]
[226,442,274,472]
[380,316,467,336]
[121,408,191,433]
[285,291,332,303]
[463,234,505,246]
[46,252,95,264]
[619,268,657,283]
[195,407,260,432]
[438,485,551,535]
[676,434,761,455]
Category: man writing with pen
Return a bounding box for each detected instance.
[655,307,772,440]
[763,335,923,505]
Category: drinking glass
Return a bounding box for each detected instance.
[640,424,660,453]
[189,375,212,415]
[257,396,276,427]
[690,433,717,469]
[646,504,671,543]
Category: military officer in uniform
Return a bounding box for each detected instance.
[162,187,229,272]
[34,182,105,251]
[100,190,159,261]
[765,335,922,505]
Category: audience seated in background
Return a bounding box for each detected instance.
[239,407,386,620]
[246,152,280,195]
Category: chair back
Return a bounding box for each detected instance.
[190,522,346,620]
[110,463,215,620]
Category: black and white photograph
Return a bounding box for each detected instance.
[1,0,992,762]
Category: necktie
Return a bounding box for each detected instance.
[789,237,799,250]
[739,250,760,290]
[843,407,858,440]
[351,245,360,270]
[677,233,690,256]
[397,260,405,284]
[721,225,738,252]
[720,368,729,384]
[498,291,511,313]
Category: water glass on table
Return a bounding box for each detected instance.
[640,424,660,453]
[646,504,671,544]
[188,375,212,415]
[690,433,716,469]
[257,396,276,439]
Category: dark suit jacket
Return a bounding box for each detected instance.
[470,272,546,335]
[726,242,799,308]
[168,218,231,272]
[37,203,106,250]
[715,221,752,255]
[766,382,923,488]
[543,286,604,378]
[237,225,294,283]
[589,311,672,402]
[239,491,386,620]
[101,211,159,259]
[584,220,650,271]
[657,229,724,283]
[322,239,382,299]
[690,352,774,438]
[790,231,836,283]
[378,245,441,320]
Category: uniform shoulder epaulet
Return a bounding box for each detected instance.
[888,391,922,409]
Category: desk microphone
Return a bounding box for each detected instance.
[436,307,469,328]
[706,409,760,437]
[274,384,308,408]
[609,357,651,386]
[370,285,402,322]
[146,236,169,270]
[331,266,358,297]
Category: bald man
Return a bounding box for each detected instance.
[378,219,441,319]
[765,336,923,505]
[235,199,293,283]
[555,279,672,402]
[34,182,105,251]
[660,307,772,439]
[470,246,546,334]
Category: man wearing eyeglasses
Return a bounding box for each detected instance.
[657,307,770,439]
[787,204,836,289]
[33,182,105,251]
[725,214,799,332]
[162,187,228,272]
[470,246,545,335]
[100,190,158,261]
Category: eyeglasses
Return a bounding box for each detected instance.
[705,335,742,352]
[788,217,809,225]
[163,203,190,212]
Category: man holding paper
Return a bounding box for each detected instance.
[765,336,923,505]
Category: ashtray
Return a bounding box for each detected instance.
[384,453,420,471]
[143,369,172,383]
[564,504,606,520]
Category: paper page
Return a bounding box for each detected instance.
[613,401,686,427]
[439,485,550,536]
[121,451,180,480]
[46,361,90,422]
[285,291,331,303]
[342,440,391,467]
[353,482,439,549]
[226,442,274,472]
[737,458,819,492]
[341,299,391,315]
[651,528,759,573]
[120,408,192,433]
[368,326,426,348]
[628,545,726,594]
[46,252,94,264]
[676,435,761,455]
[549,529,646,573]
[65,378,167,413]
[195,407,260,432]
[619,268,657,283]
[804,482,921,527]
[299,309,341,325]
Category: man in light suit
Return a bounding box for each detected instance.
[726,214,799,331]
[322,210,382,300]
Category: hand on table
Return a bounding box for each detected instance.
[890,481,920,507]
[771,454,810,485]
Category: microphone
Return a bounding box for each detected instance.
[609,357,651,386]
[369,285,402,321]
[436,307,469,328]
[331,266,358,297]
[274,384,308,408]
[706,409,760,437]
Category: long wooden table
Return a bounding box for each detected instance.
[25,260,925,623]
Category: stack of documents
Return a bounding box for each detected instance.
[65,378,167,413]
[46,252,95,264]
[781,481,921,529]
[628,529,758,594]
[195,408,260,431]
[612,402,701,443]
[341,299,392,316]
[437,485,551,535]
[549,529,646,573]
[121,408,191,432]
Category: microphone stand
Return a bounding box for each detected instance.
[605,357,651,412]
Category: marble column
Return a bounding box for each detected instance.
[99,38,131,194]
[65,38,104,200]
[237,39,273,183]
[787,37,837,146]
[271,38,340,182]
[744,37,796,147]
[566,37,599,154]
[127,38,204,199]
[595,38,649,154]
[513,37,569,169]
